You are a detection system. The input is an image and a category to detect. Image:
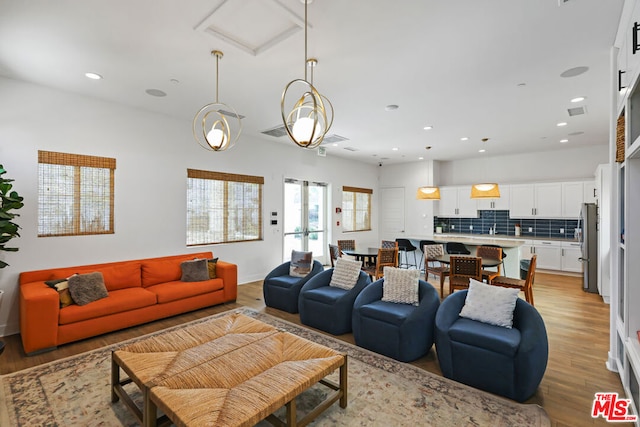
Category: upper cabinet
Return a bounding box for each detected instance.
[509,183,562,218]
[436,186,478,218]
[476,184,510,210]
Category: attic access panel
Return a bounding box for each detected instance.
[194,0,307,56]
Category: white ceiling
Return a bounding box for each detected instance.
[0,0,625,165]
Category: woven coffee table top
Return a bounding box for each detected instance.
[150,331,344,426]
[113,312,280,386]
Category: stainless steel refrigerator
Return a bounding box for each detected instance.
[579,203,598,293]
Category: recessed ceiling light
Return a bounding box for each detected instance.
[85,72,102,80]
[385,104,399,111]
[423,126,433,130]
[418,156,424,160]
[170,78,180,84]
[560,139,569,143]
[557,122,568,127]
[332,143,338,147]
[145,89,167,97]
[517,83,527,87]
[460,137,469,141]
[392,147,399,151]
[570,96,585,103]
[478,149,486,153]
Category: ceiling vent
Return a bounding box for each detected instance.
[343,147,358,152]
[218,109,245,120]
[260,124,289,138]
[321,134,349,144]
[567,106,587,117]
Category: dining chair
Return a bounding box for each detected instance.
[445,241,471,255]
[363,247,398,280]
[423,244,449,298]
[337,239,356,260]
[418,239,437,271]
[381,240,398,248]
[328,243,341,267]
[490,255,537,305]
[476,245,503,283]
[448,256,482,295]
[395,238,418,269]
[481,243,508,274]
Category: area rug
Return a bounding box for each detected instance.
[0,308,550,426]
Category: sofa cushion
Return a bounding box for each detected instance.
[448,317,522,357]
[358,300,416,326]
[45,278,74,308]
[59,288,157,325]
[147,278,224,304]
[68,272,109,306]
[303,286,348,304]
[50,262,142,291]
[141,257,189,287]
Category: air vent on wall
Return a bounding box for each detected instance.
[343,147,358,152]
[321,134,349,144]
[567,106,587,117]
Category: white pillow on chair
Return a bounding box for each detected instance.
[459,279,519,328]
[329,258,362,290]
[381,267,420,306]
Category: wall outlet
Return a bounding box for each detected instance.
[528,227,533,232]
[560,228,564,234]
[469,225,473,230]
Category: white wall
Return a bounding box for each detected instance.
[438,146,607,185]
[0,77,379,336]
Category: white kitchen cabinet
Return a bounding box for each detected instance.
[561,241,583,273]
[584,180,597,204]
[532,240,563,271]
[476,184,510,210]
[519,240,535,260]
[436,186,477,217]
[509,184,535,218]
[509,183,562,218]
[562,181,585,218]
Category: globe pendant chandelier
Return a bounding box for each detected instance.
[193,50,242,151]
[281,0,333,149]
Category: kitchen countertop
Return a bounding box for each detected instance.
[411,233,581,247]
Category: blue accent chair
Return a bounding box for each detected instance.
[435,290,548,402]
[263,260,324,313]
[352,279,440,362]
[299,268,372,335]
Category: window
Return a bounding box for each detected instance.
[187,169,263,245]
[38,151,115,237]
[342,186,372,232]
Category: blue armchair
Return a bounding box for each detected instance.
[435,290,548,402]
[299,268,372,335]
[352,279,440,362]
[263,260,324,313]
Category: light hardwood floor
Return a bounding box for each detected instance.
[0,272,626,426]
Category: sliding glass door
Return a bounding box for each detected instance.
[283,179,328,263]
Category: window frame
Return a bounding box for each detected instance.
[342,185,372,232]
[37,150,115,237]
[186,168,264,246]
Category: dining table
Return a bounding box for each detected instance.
[341,247,380,266]
[432,254,501,268]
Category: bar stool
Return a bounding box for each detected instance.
[396,238,418,269]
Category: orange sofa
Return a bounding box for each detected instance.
[19,252,237,355]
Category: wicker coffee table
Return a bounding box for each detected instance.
[111,312,347,427]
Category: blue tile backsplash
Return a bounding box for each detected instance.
[434,210,580,240]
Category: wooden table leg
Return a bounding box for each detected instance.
[111,353,120,403]
[340,355,348,408]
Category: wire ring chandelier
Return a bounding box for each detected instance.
[281,1,333,149]
[193,50,242,152]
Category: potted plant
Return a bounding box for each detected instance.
[0,164,24,268]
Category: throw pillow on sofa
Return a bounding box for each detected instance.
[207,258,219,279]
[181,259,210,282]
[459,278,520,328]
[68,272,109,306]
[45,277,74,308]
[329,257,362,290]
[381,267,420,306]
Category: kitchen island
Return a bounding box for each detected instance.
[409,234,524,276]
